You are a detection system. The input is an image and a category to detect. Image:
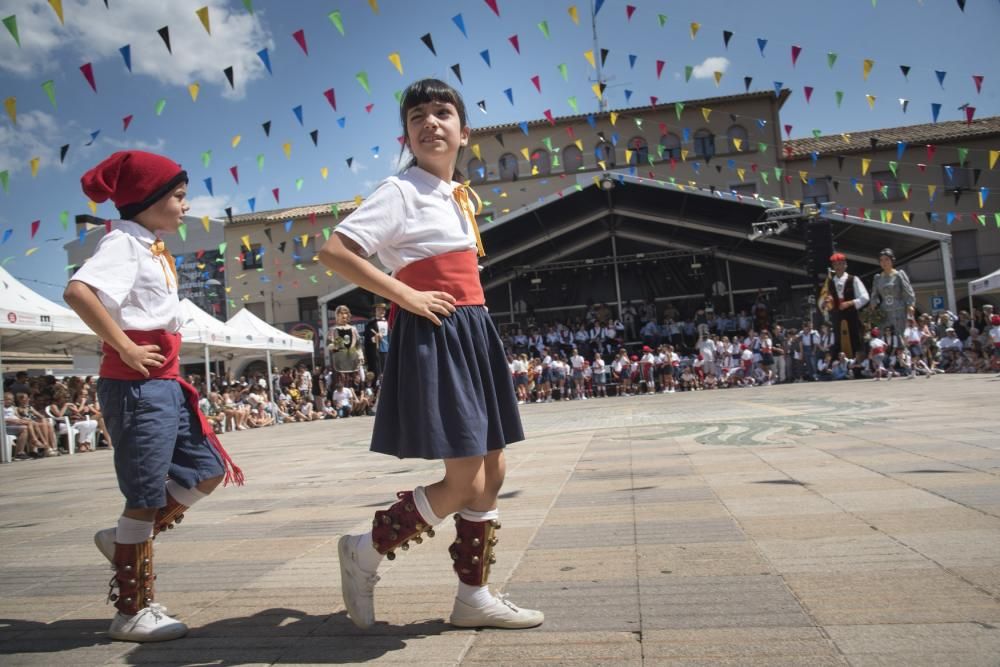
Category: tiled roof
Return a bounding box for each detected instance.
[784,116,1000,159]
[229,200,359,226]
[471,89,791,135]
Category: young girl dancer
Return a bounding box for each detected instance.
[320,79,542,630]
[64,151,242,642]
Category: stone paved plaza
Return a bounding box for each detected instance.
[2,375,1000,665]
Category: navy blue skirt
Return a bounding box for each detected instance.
[370,305,524,459]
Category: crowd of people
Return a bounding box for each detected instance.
[500,300,1000,401]
[3,373,111,460]
[6,293,998,459]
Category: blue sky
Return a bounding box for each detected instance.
[2,0,998,303]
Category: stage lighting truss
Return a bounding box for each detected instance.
[747,203,824,241]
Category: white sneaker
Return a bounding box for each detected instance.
[107,604,188,642]
[94,527,115,562]
[338,534,379,629]
[449,593,544,629]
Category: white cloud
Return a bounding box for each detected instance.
[2,0,273,99]
[0,109,63,174]
[187,193,234,219]
[691,56,730,80]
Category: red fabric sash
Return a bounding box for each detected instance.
[388,250,485,328]
[100,330,244,487]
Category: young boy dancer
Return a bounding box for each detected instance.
[65,151,242,642]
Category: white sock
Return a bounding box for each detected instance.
[165,479,207,508]
[352,532,384,574]
[116,516,154,544]
[457,581,495,607]
[455,507,500,607]
[413,486,446,526]
[458,507,499,522]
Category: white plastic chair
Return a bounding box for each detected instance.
[45,406,77,455]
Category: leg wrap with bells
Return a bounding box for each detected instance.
[449,515,499,586]
[108,540,155,616]
[153,494,187,539]
[371,490,436,560]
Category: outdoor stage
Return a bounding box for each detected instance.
[2,375,999,665]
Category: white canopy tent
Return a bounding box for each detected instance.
[1,266,100,463]
[968,267,1000,305]
[0,272,277,462]
[226,307,314,405]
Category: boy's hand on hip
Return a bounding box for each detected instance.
[121,343,165,377]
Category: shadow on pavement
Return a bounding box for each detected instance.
[2,609,455,665]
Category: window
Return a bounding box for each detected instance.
[942,162,972,191]
[298,296,319,325]
[562,144,584,172]
[693,129,715,159]
[802,178,831,205]
[498,153,519,181]
[729,183,757,197]
[242,243,263,270]
[626,137,648,166]
[726,125,748,152]
[595,141,616,167]
[952,229,979,277]
[467,158,487,184]
[530,148,551,176]
[292,235,317,263]
[871,170,903,202]
[659,133,681,159]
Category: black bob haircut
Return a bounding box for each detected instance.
[397,78,469,181]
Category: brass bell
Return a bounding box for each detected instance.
[488,537,498,546]
[175,515,184,524]
[124,565,133,572]
[128,578,137,585]
[405,503,414,512]
[401,541,410,551]
[413,536,423,544]
[415,523,424,531]
[109,593,119,602]
[471,556,480,564]
[489,555,496,564]
[491,520,501,529]
[427,528,435,538]
[386,551,396,560]
[166,524,174,530]
[381,515,391,525]
[451,552,459,561]
[472,538,481,547]
[454,537,462,544]
[392,522,401,530]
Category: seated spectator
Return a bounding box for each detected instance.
[330,383,355,418]
[4,391,32,460]
[831,353,849,381]
[938,327,964,371]
[48,386,98,452]
[14,391,57,457]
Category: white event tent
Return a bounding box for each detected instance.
[226,307,314,403]
[968,267,1000,309]
[0,267,287,462]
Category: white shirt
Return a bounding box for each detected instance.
[570,354,584,370]
[833,273,870,309]
[334,166,478,273]
[70,219,182,332]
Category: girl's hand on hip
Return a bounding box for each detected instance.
[401,289,456,326]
